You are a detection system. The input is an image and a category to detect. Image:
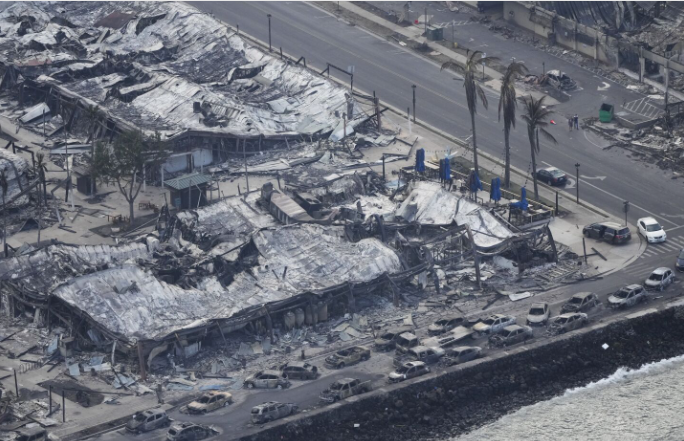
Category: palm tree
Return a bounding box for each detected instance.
[441,51,499,176]
[34,153,48,243]
[520,95,557,200]
[0,170,7,254]
[498,61,528,188]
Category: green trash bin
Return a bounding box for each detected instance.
[599,103,614,123]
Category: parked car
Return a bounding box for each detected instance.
[583,222,631,244]
[167,423,217,441]
[244,370,291,389]
[126,409,171,433]
[443,346,482,366]
[319,378,372,404]
[678,248,684,272]
[280,361,319,380]
[394,332,419,354]
[472,314,517,337]
[15,427,47,441]
[536,167,568,186]
[393,345,445,368]
[645,267,675,291]
[637,217,667,243]
[428,315,465,335]
[388,361,430,383]
[250,401,298,424]
[488,325,533,348]
[561,292,600,313]
[547,312,588,335]
[374,326,414,352]
[526,302,550,326]
[608,284,647,308]
[187,391,233,414]
[325,346,371,369]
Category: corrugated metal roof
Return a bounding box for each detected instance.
[164,173,213,191]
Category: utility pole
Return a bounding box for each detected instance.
[574,163,580,204]
[267,14,272,52]
[412,84,416,123]
[424,6,428,36]
[623,200,630,226]
[243,139,249,193]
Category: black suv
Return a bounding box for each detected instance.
[583,222,631,244]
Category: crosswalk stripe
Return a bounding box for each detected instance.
[668,237,684,247]
[654,243,678,252]
[642,249,658,256]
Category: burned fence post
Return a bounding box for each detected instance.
[49,386,52,415]
[545,224,559,263]
[582,237,588,264]
[465,225,482,288]
[62,391,65,422]
[347,283,356,313]
[263,306,274,343]
[137,341,147,382]
[13,368,18,398]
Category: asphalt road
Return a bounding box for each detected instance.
[190,1,684,232]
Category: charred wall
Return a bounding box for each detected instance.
[238,305,684,441]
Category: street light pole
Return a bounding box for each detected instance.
[623,200,630,226]
[267,14,272,52]
[575,163,580,204]
[424,6,428,37]
[412,84,416,123]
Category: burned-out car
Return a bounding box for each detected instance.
[561,292,600,313]
[608,284,647,308]
[250,401,298,424]
[645,267,675,291]
[394,332,419,354]
[443,346,482,366]
[488,325,533,348]
[325,346,371,369]
[167,422,217,441]
[319,378,372,404]
[472,314,517,337]
[187,391,233,414]
[526,302,550,326]
[126,409,171,433]
[427,315,465,335]
[388,361,430,383]
[544,69,577,90]
[280,362,319,380]
[244,370,291,389]
[393,345,445,368]
[15,427,48,441]
[547,312,588,335]
[374,326,414,352]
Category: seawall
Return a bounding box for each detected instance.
[238,303,684,441]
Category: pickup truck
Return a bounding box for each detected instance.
[324,346,371,369]
[393,346,445,368]
[319,378,372,404]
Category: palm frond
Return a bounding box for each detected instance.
[539,127,557,144]
[476,84,488,110]
[440,61,465,74]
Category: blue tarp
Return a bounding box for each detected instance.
[510,186,529,211]
[468,170,482,193]
[415,148,425,173]
[490,177,501,202]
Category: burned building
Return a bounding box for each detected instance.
[0,2,366,177]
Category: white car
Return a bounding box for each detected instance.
[637,217,667,243]
[472,314,517,338]
[644,267,675,291]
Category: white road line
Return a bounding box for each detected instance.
[668,237,684,246]
[658,243,679,252]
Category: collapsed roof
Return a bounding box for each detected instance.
[0,148,30,208]
[0,2,357,140]
[395,181,514,249]
[48,224,402,342]
[175,192,276,246]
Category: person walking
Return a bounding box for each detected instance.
[568,117,573,131]
[573,114,579,130]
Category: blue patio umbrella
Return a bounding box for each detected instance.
[510,186,529,211]
[490,177,501,202]
[468,170,482,193]
[443,158,451,181]
[415,148,425,173]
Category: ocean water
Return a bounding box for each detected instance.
[450,354,684,441]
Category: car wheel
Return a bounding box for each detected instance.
[361,354,370,361]
[224,401,230,407]
[583,230,590,238]
[246,383,254,389]
[277,384,284,390]
[337,362,345,369]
